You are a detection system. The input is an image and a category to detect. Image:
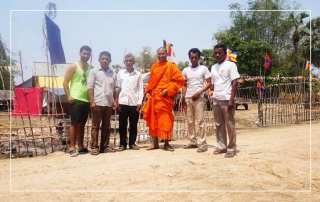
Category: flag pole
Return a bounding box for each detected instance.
[260,45,263,79]
[257,45,263,126]
[264,50,267,84]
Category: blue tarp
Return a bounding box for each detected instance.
[45,14,66,65]
[143,74,150,83]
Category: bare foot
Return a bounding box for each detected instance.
[146,144,159,150]
[163,144,174,152]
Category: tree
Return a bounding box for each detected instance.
[213,34,276,76]
[200,49,215,70]
[212,0,313,77]
[112,64,122,70]
[301,17,320,67]
[0,34,16,90]
[134,46,158,73]
[177,61,189,71]
[289,11,309,76]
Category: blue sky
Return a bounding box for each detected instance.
[0,0,318,85]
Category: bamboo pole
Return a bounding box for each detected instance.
[20,89,37,155]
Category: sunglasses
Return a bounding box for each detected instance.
[82,72,87,85]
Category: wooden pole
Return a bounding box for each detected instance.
[18,51,24,83]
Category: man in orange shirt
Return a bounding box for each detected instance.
[142,47,184,151]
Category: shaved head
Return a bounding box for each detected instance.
[157,47,167,53]
[157,47,167,62]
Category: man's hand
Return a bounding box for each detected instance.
[136,104,141,111]
[161,89,168,97]
[90,102,99,111]
[181,97,186,106]
[227,99,235,110]
[67,96,74,104]
[192,91,201,101]
[115,102,122,111]
[113,100,118,110]
[146,93,151,99]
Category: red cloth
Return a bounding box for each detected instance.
[13,88,43,116]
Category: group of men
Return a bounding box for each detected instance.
[63,44,239,158]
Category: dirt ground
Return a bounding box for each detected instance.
[0,123,319,201]
[0,104,319,201]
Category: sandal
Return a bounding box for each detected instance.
[183,143,197,149]
[163,145,174,152]
[197,145,208,153]
[213,148,227,155]
[130,144,140,150]
[224,151,236,158]
[104,146,116,153]
[91,148,99,155]
[146,144,159,150]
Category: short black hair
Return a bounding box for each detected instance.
[80,45,92,53]
[188,48,201,58]
[214,44,227,53]
[99,51,111,59]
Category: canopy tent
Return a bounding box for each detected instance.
[141,72,150,83]
[37,76,64,88]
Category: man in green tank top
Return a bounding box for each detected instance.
[63,45,92,157]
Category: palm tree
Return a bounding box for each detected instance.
[301,17,320,67]
[289,11,309,76]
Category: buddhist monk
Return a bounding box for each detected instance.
[142,47,185,151]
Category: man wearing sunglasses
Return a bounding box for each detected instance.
[63,45,92,157]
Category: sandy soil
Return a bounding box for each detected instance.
[0,118,319,201]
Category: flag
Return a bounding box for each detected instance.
[257,79,268,94]
[303,59,310,71]
[264,53,272,70]
[45,14,66,64]
[226,49,238,62]
[163,39,176,57]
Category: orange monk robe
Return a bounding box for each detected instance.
[142,61,185,140]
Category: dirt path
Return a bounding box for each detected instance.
[0,121,319,201]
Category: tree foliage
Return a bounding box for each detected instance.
[0,34,16,90]
[211,0,314,77]
[177,61,189,71]
[301,17,320,67]
[134,46,158,73]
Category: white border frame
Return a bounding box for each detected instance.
[9,9,312,193]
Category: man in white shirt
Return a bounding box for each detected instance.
[211,44,240,158]
[115,54,144,151]
[88,51,117,155]
[182,48,212,153]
